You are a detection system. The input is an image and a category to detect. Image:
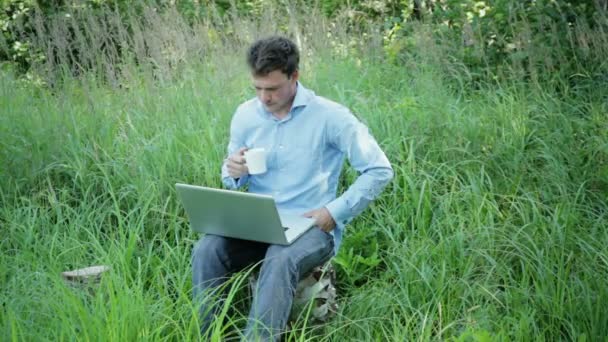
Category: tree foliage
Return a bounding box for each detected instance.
[1,0,606,84]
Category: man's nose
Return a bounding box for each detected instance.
[261,90,271,102]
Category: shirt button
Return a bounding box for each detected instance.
[279,145,284,149]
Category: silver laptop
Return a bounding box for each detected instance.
[175,183,316,245]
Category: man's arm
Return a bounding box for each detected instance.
[324,111,394,227]
[221,113,250,189]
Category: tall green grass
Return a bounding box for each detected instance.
[2,3,607,341]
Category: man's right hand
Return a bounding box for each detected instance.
[225,147,249,179]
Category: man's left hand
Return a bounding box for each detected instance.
[303,207,336,232]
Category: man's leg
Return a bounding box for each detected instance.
[192,234,267,336]
[244,228,335,341]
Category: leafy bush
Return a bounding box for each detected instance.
[2,0,606,87]
[383,0,607,85]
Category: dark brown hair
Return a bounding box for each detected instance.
[247,36,299,77]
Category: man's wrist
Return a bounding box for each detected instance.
[325,200,350,226]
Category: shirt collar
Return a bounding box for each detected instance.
[291,82,312,110]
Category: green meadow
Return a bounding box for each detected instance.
[1,3,607,341]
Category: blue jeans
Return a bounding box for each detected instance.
[192,227,335,341]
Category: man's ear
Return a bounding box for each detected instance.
[290,70,299,82]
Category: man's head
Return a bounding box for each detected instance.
[247,36,300,116]
[247,36,299,78]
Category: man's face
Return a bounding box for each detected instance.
[252,69,298,116]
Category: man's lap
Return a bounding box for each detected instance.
[196,227,334,276]
[263,228,334,278]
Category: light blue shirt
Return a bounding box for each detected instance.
[221,83,393,253]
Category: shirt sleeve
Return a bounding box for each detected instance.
[324,110,394,226]
[221,109,250,189]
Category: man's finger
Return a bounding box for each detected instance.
[228,156,245,165]
[225,160,236,169]
[237,147,249,155]
[302,210,315,218]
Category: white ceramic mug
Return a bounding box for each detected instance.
[244,148,267,175]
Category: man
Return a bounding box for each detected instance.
[192,36,393,340]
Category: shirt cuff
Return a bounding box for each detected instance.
[222,174,249,189]
[325,197,352,226]
[235,175,249,187]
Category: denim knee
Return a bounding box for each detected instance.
[264,246,297,270]
[192,235,226,262]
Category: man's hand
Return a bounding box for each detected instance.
[225,147,249,179]
[303,207,336,232]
